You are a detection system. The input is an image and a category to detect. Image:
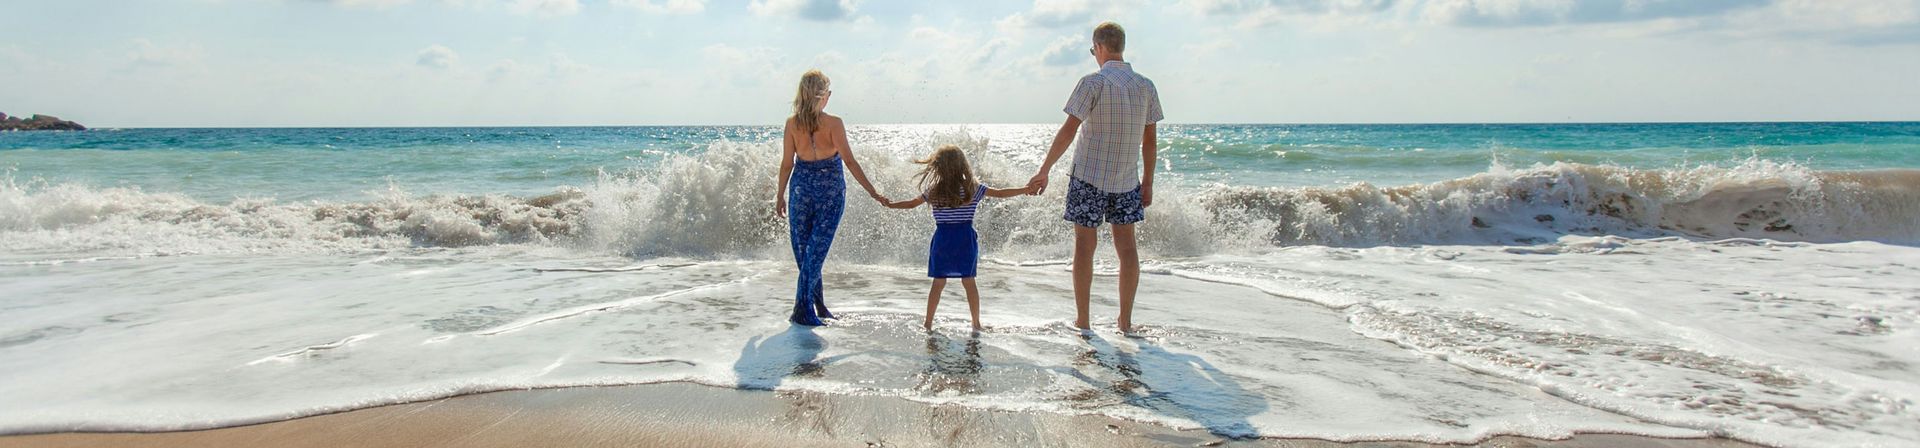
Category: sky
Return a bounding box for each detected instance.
[1,0,1917,127]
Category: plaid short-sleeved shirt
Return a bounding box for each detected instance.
[1063,60,1163,193]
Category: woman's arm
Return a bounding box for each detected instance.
[831,117,885,203]
[884,196,925,209]
[775,121,796,218]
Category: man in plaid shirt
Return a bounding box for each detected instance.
[1027,21,1164,335]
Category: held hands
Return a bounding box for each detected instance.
[1026,172,1049,195]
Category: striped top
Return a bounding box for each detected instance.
[928,184,989,225]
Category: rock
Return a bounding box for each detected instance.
[0,112,86,131]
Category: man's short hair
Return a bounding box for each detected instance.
[1093,22,1125,54]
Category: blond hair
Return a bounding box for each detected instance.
[914,145,977,208]
[1093,22,1125,54]
[791,70,830,133]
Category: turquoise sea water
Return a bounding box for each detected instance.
[5,122,1917,202]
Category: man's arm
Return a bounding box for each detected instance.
[1028,115,1082,195]
[1141,123,1156,207]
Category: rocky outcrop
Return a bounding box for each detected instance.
[0,112,87,131]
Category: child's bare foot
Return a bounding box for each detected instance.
[922,319,934,332]
[971,323,984,333]
[1118,320,1133,334]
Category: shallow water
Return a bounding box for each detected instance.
[2,123,1918,447]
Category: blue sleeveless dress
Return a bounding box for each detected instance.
[927,184,987,279]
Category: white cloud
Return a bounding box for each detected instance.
[1040,35,1090,66]
[610,0,706,14]
[700,43,784,87]
[999,0,1146,30]
[415,44,459,69]
[1173,0,1400,29]
[1417,0,1769,27]
[486,59,522,82]
[507,0,580,17]
[129,39,207,68]
[0,45,40,77]
[314,0,587,16]
[548,53,590,77]
[749,0,859,22]
[311,0,414,9]
[1724,0,1920,32]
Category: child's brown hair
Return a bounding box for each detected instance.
[914,145,977,208]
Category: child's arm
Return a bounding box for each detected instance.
[985,185,1034,198]
[883,196,925,209]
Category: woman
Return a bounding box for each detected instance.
[774,70,884,326]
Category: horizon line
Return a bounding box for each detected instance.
[53,119,1920,130]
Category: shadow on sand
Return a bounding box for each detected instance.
[1067,334,1269,439]
[732,324,837,390]
[914,332,984,395]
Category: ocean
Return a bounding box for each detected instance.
[2,123,1918,446]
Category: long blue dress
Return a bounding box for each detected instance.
[786,153,843,326]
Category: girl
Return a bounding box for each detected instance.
[882,145,1033,332]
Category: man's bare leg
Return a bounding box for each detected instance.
[1073,224,1098,330]
[1112,223,1139,334]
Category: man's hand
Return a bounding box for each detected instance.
[1140,183,1152,208]
[1027,172,1050,195]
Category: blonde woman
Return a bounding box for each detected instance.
[774,70,884,326]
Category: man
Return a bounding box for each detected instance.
[1027,21,1163,334]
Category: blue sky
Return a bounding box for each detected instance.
[1,0,1916,126]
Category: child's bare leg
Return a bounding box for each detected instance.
[924,278,947,331]
[1112,223,1140,334]
[1072,225,1098,330]
[961,278,982,331]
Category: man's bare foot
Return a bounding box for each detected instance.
[1074,318,1090,331]
[923,319,934,332]
[1118,321,1133,334]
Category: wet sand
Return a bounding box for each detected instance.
[3,382,1767,448]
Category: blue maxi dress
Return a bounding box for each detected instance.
[786,153,843,326]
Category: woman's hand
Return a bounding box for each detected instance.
[775,196,787,218]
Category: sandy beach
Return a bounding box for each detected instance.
[3,383,1767,448]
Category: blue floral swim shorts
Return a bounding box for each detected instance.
[1063,177,1144,228]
